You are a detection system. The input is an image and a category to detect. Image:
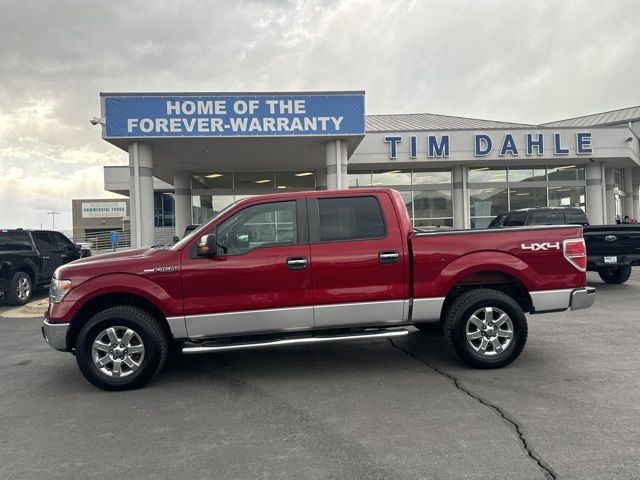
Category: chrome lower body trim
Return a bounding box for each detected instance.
[166,315,188,340]
[184,305,314,339]
[313,300,405,328]
[41,319,69,351]
[410,297,445,322]
[530,289,573,313]
[570,286,596,311]
[182,329,409,354]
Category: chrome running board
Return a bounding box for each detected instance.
[182,329,409,354]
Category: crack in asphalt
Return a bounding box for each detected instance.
[388,339,558,480]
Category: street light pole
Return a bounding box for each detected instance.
[45,211,60,230]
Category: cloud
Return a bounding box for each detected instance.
[0,0,639,229]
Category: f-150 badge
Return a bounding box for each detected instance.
[521,242,561,251]
[143,266,178,273]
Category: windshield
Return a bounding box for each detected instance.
[0,231,33,251]
[171,201,237,250]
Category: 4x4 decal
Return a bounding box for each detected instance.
[521,242,560,251]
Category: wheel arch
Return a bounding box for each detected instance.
[67,292,172,352]
[441,269,533,319]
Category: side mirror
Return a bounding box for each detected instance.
[197,234,217,257]
[172,235,180,244]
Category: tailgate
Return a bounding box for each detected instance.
[584,226,640,258]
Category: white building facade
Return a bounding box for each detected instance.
[97,92,640,247]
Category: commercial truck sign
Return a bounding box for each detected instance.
[81,201,127,218]
[103,94,365,138]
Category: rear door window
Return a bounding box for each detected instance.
[528,211,552,225]
[316,196,386,242]
[565,209,589,225]
[550,212,566,225]
[505,212,527,227]
[51,232,73,249]
[0,232,33,251]
[32,232,56,252]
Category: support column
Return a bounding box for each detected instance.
[605,169,616,224]
[174,170,192,237]
[623,167,634,218]
[586,162,605,225]
[632,168,640,220]
[325,139,348,189]
[315,168,327,190]
[452,166,465,229]
[128,142,155,248]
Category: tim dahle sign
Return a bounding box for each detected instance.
[384,132,593,159]
[81,201,127,219]
[104,94,365,138]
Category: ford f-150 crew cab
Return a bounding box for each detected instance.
[42,188,596,390]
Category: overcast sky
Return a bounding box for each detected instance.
[1,0,639,231]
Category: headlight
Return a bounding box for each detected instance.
[49,278,72,304]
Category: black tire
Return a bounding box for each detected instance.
[414,322,443,335]
[598,266,632,285]
[5,271,32,306]
[443,288,527,369]
[75,306,168,391]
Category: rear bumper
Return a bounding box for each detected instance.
[530,287,596,313]
[41,319,70,352]
[587,254,640,270]
[570,286,596,311]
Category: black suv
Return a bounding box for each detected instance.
[0,229,88,305]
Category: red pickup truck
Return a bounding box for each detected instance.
[42,188,595,390]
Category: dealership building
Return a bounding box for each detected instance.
[92,92,640,247]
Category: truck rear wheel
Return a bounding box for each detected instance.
[598,266,632,284]
[443,289,527,369]
[75,306,168,391]
[5,271,32,306]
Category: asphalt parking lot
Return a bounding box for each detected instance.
[1,273,639,480]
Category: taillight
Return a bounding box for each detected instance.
[563,238,587,272]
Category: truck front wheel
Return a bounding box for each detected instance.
[598,266,632,284]
[75,306,168,391]
[443,289,527,369]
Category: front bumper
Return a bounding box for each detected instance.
[570,286,596,311]
[41,319,70,352]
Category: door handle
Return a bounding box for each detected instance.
[286,257,308,270]
[379,251,400,264]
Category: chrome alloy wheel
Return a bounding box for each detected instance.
[91,326,145,378]
[17,276,31,301]
[465,307,514,356]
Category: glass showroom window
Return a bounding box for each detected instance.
[412,169,452,185]
[348,171,372,187]
[192,172,233,190]
[470,188,508,229]
[468,167,507,183]
[508,167,546,182]
[547,165,585,181]
[412,190,453,227]
[509,187,548,211]
[154,192,175,227]
[549,186,586,209]
[372,169,411,186]
[192,195,235,225]
[275,171,315,189]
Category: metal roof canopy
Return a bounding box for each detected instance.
[100,91,366,185]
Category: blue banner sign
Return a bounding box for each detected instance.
[384,132,593,159]
[104,94,365,138]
